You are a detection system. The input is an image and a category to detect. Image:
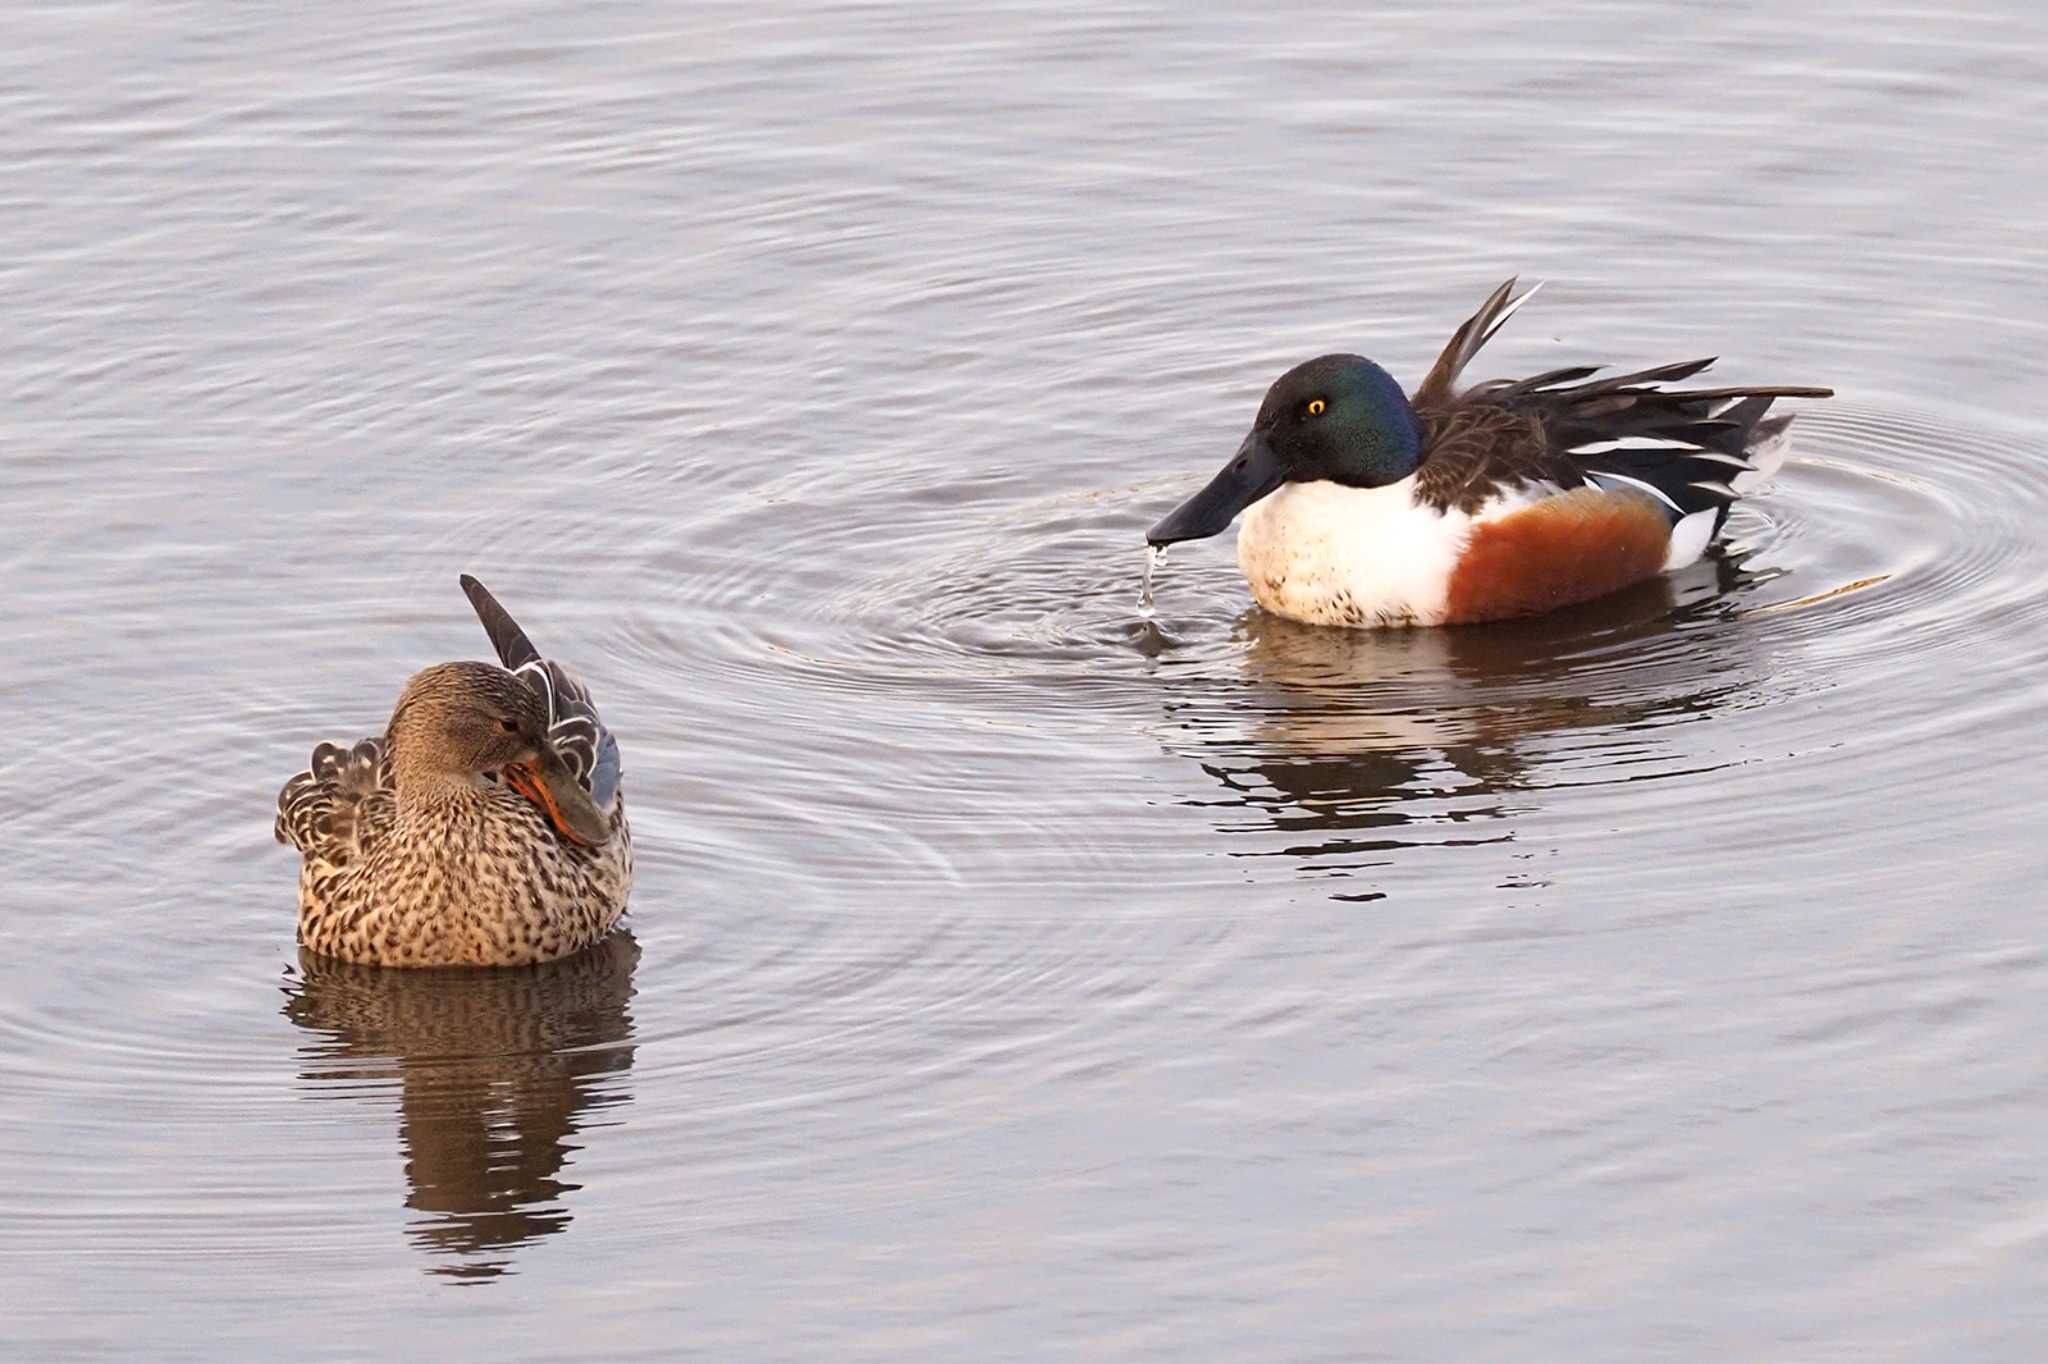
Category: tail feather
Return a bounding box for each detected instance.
[1569,391,1810,525]
[275,736,390,855]
[1733,409,1797,492]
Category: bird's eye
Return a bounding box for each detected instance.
[498,717,520,734]
[1307,399,1327,417]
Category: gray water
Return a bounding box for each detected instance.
[4,2,2047,1359]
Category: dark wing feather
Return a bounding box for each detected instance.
[1472,371,1832,524]
[1491,364,1605,393]
[459,575,621,808]
[517,657,621,810]
[1407,283,1832,523]
[460,574,542,670]
[1412,278,1545,409]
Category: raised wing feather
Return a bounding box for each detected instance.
[1410,282,1831,524]
[460,573,542,671]
[459,575,621,810]
[1412,277,1544,409]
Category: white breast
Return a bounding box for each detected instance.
[1235,478,1547,628]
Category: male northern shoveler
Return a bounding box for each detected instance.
[275,576,632,967]
[1147,280,1832,627]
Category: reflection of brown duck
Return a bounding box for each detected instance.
[1157,560,1750,894]
[282,934,639,1281]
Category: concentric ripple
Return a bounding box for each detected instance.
[9,383,2045,1356]
[7,1,2048,1357]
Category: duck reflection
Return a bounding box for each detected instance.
[282,933,639,1282]
[1156,557,1750,897]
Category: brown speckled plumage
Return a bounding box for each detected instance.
[275,579,633,967]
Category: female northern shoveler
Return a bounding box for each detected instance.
[275,575,632,967]
[1147,280,1832,627]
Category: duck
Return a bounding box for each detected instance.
[1147,279,1833,627]
[275,575,632,967]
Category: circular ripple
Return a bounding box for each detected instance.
[554,399,2048,913]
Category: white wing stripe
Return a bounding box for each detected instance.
[1571,435,1684,455]
[1584,470,1683,515]
[1691,452,1756,470]
[1482,280,1544,343]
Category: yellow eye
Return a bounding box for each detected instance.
[1307,399,1326,417]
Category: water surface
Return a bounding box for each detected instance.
[3,2,2047,1359]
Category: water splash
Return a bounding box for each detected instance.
[1136,544,1167,619]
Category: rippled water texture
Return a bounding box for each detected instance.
[4,2,2047,1359]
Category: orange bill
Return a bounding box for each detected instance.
[503,745,610,846]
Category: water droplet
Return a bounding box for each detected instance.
[1137,544,1167,620]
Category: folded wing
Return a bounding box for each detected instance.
[459,575,622,812]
